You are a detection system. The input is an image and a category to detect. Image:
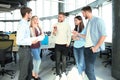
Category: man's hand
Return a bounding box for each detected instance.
[91,46,99,53]
[66,44,69,47]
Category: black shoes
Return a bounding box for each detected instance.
[34,77,41,80]
[32,76,41,80]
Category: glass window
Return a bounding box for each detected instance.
[92,8,99,17]
[88,0,96,4]
[67,15,75,31]
[0,22,5,31]
[6,22,13,32]
[43,0,51,17]
[0,13,5,20]
[51,1,58,16]
[102,3,112,42]
[0,0,112,34]
[27,1,36,16]
[43,20,50,32]
[13,9,21,19]
[75,0,88,9]
[36,0,43,18]
[65,0,75,12]
[13,22,19,31]
[5,12,13,20]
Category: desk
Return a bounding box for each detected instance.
[12,35,56,63]
[12,44,55,63]
[12,46,19,64]
[12,46,19,52]
[41,35,55,49]
[41,43,55,49]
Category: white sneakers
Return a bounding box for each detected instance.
[55,75,60,80]
[79,72,85,80]
[61,72,68,80]
[55,73,68,80]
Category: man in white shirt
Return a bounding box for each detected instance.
[53,12,71,80]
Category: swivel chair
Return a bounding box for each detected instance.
[9,33,18,63]
[0,39,15,79]
[0,34,9,40]
[100,42,112,67]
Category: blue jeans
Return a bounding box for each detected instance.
[73,46,85,74]
[84,47,98,80]
[31,48,41,74]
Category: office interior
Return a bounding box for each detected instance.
[0,0,119,80]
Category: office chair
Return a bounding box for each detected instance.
[9,33,18,63]
[9,33,17,47]
[100,42,112,58]
[102,46,112,67]
[100,42,112,67]
[0,39,15,79]
[0,34,9,40]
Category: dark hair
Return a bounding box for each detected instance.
[81,6,92,12]
[58,12,65,16]
[74,16,84,33]
[20,7,32,17]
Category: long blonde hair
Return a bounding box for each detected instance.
[30,16,42,35]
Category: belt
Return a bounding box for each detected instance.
[19,45,30,48]
[85,46,93,49]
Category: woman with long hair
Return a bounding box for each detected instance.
[30,16,44,80]
[72,16,85,79]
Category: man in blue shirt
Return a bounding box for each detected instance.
[76,6,107,80]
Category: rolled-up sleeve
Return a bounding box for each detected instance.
[98,19,107,36]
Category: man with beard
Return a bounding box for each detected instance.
[52,12,71,80]
[75,6,106,80]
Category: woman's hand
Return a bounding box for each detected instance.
[72,30,80,40]
[72,30,78,36]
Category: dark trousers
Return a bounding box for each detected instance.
[55,44,68,76]
[18,47,33,80]
[84,47,98,80]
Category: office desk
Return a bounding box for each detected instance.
[41,43,55,49]
[12,46,19,64]
[12,35,56,63]
[12,44,55,63]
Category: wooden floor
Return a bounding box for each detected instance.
[0,50,116,80]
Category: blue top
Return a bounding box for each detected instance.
[84,16,107,51]
[73,28,85,48]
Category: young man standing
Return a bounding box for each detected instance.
[16,7,44,80]
[76,6,106,80]
[53,12,71,80]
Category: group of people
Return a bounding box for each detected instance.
[53,6,106,80]
[16,5,106,80]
